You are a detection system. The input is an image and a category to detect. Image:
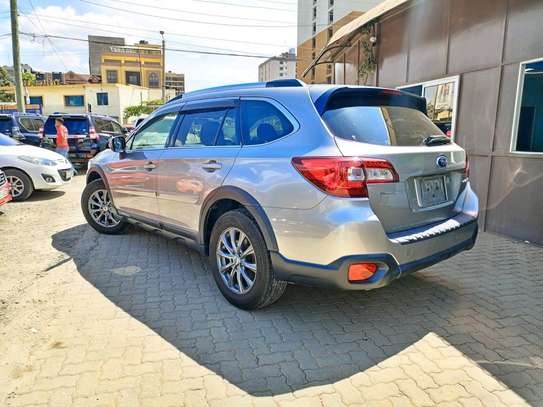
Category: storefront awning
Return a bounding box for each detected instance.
[302,0,410,78]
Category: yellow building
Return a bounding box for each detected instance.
[101,42,163,90]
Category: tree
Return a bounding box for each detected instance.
[22,71,36,86]
[123,99,164,122]
[0,66,14,102]
[0,66,11,86]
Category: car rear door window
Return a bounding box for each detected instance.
[17,117,42,132]
[131,112,178,150]
[174,109,227,147]
[94,118,114,134]
[241,100,293,145]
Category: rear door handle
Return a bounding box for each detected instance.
[143,162,156,171]
[201,160,222,172]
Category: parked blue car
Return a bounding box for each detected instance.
[0,113,45,146]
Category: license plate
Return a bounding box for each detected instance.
[419,176,447,207]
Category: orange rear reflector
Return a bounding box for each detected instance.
[348,263,378,282]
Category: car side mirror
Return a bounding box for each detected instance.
[122,127,131,135]
[110,136,126,152]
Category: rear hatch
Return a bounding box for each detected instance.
[44,116,92,150]
[319,88,467,234]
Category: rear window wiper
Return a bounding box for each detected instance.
[423,135,451,146]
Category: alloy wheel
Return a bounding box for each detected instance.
[7,175,24,198]
[216,227,257,294]
[87,189,120,228]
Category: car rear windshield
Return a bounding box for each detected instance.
[320,90,445,146]
[0,118,12,134]
[44,117,89,135]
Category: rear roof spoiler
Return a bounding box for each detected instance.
[312,87,427,115]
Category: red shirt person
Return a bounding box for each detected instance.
[55,118,69,157]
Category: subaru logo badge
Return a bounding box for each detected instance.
[436,155,448,168]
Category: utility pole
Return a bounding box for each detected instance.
[10,0,25,112]
[160,31,165,101]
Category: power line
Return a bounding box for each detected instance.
[25,13,293,48]
[20,32,276,59]
[96,0,296,24]
[25,0,69,71]
[79,0,298,28]
[190,0,295,12]
[19,14,278,56]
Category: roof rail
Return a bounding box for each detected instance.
[167,79,306,103]
[265,79,305,88]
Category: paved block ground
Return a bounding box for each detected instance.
[0,176,542,406]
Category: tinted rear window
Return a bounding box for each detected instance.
[44,117,89,135]
[322,106,444,146]
[0,118,12,134]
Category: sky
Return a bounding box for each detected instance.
[0,0,299,91]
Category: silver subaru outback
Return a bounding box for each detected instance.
[82,80,478,309]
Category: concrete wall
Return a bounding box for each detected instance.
[332,0,543,244]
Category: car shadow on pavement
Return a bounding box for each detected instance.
[52,224,543,400]
[24,190,66,202]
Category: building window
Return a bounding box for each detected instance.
[64,95,84,107]
[148,72,160,88]
[125,71,141,86]
[398,76,459,139]
[328,28,334,40]
[512,58,543,153]
[312,37,316,49]
[329,10,334,23]
[312,22,316,35]
[96,92,109,106]
[106,70,118,84]
[329,0,334,7]
[312,6,317,19]
[29,96,43,106]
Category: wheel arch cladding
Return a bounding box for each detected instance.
[199,186,279,255]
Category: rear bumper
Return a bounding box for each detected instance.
[271,224,478,290]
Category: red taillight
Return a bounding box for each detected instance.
[348,263,378,282]
[464,155,470,179]
[291,157,399,198]
[89,126,99,140]
[38,127,44,139]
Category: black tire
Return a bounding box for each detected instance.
[209,209,287,310]
[81,179,128,234]
[5,168,33,201]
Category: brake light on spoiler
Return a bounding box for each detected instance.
[291,157,399,198]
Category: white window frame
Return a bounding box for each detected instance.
[397,75,460,142]
[510,56,543,155]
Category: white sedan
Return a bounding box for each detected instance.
[0,133,74,201]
